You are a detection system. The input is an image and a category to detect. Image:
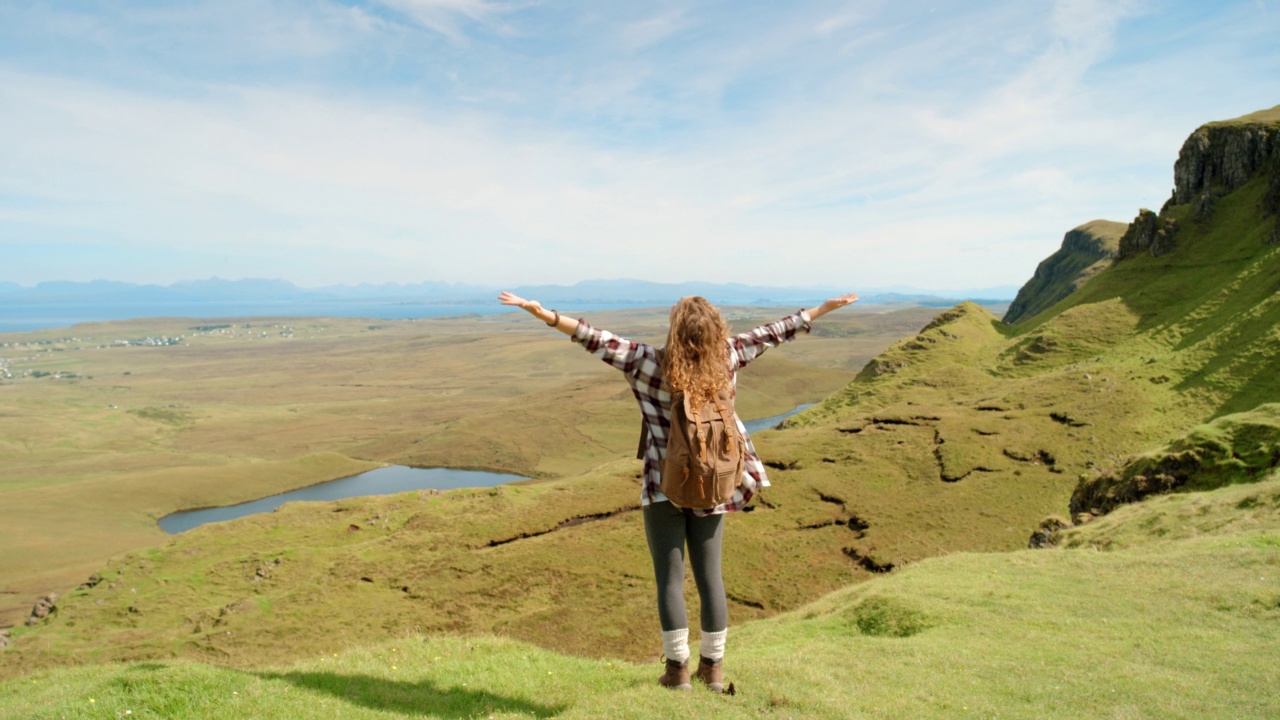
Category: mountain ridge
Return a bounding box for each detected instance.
[0,277,1019,306]
[1002,219,1127,324]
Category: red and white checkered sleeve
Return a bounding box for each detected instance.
[571,318,650,374]
[729,309,812,369]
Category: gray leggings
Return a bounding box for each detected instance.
[643,500,728,633]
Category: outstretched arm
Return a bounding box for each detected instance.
[501,291,653,375]
[804,292,859,321]
[730,292,859,368]
[499,291,580,336]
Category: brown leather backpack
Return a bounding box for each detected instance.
[660,388,745,509]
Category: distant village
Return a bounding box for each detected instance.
[0,322,299,383]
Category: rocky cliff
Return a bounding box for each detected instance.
[1116,209,1180,259]
[1173,105,1280,205]
[1011,104,1280,318]
[1002,220,1126,324]
[1147,104,1280,254]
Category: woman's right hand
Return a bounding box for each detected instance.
[821,292,858,312]
[807,292,858,321]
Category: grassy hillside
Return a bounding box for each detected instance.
[3,473,1277,718]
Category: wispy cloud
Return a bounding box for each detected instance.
[374,0,514,41]
[814,10,862,37]
[622,9,690,49]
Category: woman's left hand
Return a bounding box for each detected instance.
[498,291,540,311]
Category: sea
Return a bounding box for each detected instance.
[0,301,641,334]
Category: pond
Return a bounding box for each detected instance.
[158,403,818,534]
[157,465,526,534]
[742,403,817,433]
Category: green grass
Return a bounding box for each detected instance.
[4,476,1278,719]
[1072,403,1280,516]
[13,207,1272,675]
[1207,103,1280,126]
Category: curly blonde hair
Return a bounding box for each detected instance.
[661,296,730,410]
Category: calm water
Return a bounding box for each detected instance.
[157,465,526,534]
[157,403,815,534]
[0,302,634,333]
[742,403,817,433]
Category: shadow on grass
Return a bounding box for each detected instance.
[256,670,564,719]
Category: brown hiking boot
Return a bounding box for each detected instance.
[694,656,729,693]
[658,658,691,690]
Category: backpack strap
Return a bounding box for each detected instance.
[712,391,739,449]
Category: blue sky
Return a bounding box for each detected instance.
[1,0,1276,290]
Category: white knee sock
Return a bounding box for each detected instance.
[700,628,727,661]
[661,628,690,664]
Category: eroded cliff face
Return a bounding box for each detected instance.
[1122,107,1280,263]
[1157,106,1280,253]
[1173,119,1280,205]
[1116,209,1179,260]
[1007,105,1280,322]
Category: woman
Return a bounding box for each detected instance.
[498,290,858,692]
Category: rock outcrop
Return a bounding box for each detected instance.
[1027,516,1069,549]
[1117,106,1280,262]
[1265,173,1280,217]
[1070,404,1280,518]
[1116,209,1180,259]
[1002,220,1126,324]
[1173,105,1280,205]
[24,594,58,627]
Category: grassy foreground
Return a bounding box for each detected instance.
[4,475,1278,719]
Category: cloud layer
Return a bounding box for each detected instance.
[0,0,1276,288]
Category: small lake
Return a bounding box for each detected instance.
[158,403,817,534]
[742,403,817,433]
[157,465,526,534]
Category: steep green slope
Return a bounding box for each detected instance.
[4,106,1280,693]
[1002,219,1127,324]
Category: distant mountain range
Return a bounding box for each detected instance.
[0,278,1018,306]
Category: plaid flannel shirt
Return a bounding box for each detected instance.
[571,309,812,515]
